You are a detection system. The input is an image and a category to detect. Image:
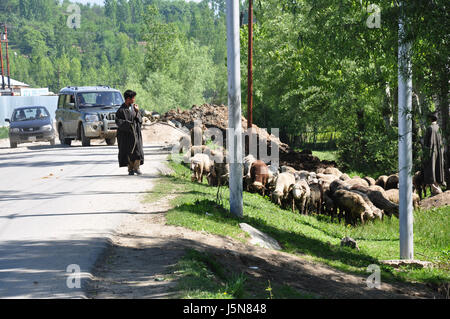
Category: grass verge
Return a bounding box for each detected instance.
[148,156,449,296]
[0,126,8,139]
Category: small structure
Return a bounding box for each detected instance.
[0,76,30,96]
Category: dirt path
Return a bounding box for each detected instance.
[85,173,442,299]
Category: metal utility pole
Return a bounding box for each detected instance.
[4,24,10,89]
[245,0,254,157]
[226,0,243,218]
[398,2,414,260]
[247,0,253,131]
[0,24,5,90]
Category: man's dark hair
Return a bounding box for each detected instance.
[428,113,438,122]
[124,90,137,100]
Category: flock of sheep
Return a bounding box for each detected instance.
[182,139,424,226]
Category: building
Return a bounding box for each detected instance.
[0,76,30,95]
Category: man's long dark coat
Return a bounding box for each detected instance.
[115,103,144,167]
[423,122,444,185]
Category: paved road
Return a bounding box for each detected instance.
[0,139,168,298]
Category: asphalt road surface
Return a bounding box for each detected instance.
[0,139,168,298]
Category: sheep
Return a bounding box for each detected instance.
[249,160,270,196]
[363,176,376,186]
[324,167,342,177]
[332,189,374,225]
[340,173,351,181]
[349,189,383,221]
[413,171,426,200]
[384,189,420,209]
[385,174,399,190]
[316,167,326,174]
[207,162,229,187]
[272,172,296,208]
[288,179,311,214]
[295,170,310,181]
[344,177,370,188]
[316,173,339,185]
[375,175,388,189]
[323,189,338,221]
[266,164,279,193]
[307,182,323,215]
[329,179,349,195]
[190,153,212,183]
[281,165,297,174]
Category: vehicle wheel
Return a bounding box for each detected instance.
[59,126,71,146]
[80,125,91,146]
[10,141,17,148]
[105,136,116,146]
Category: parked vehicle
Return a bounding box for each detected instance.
[5,106,56,148]
[55,86,124,146]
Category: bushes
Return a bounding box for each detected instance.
[336,119,398,177]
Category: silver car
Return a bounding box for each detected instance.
[55,86,124,146]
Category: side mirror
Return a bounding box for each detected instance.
[5,119,10,123]
[67,102,75,109]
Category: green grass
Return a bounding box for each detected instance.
[149,157,450,293]
[0,126,8,139]
[311,150,338,162]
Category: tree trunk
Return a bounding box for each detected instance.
[438,75,449,187]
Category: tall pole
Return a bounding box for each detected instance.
[226,0,243,218]
[247,0,253,130]
[0,26,5,91]
[4,24,10,89]
[246,0,254,157]
[398,2,414,260]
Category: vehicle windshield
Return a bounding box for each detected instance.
[12,107,50,122]
[76,92,124,108]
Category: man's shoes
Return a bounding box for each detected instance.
[128,170,135,175]
[135,169,143,175]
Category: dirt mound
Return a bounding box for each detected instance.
[159,104,335,172]
[419,191,450,210]
[142,122,188,145]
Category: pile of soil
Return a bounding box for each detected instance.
[419,191,450,210]
[160,104,336,172]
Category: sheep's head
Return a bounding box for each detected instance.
[291,184,304,199]
[272,190,283,205]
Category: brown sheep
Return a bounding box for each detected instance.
[323,189,338,221]
[363,176,376,186]
[207,162,229,187]
[332,189,374,225]
[385,174,399,190]
[307,182,323,215]
[249,160,270,196]
[375,175,388,189]
[385,189,420,209]
[413,171,426,200]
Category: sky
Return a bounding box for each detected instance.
[69,0,203,6]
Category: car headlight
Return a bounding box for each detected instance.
[41,124,52,131]
[10,128,20,133]
[85,114,99,122]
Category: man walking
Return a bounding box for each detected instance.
[423,113,445,195]
[115,90,144,175]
